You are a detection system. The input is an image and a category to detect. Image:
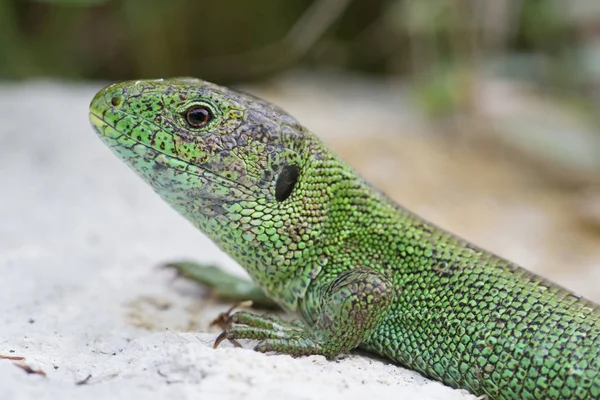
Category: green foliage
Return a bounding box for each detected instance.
[412,64,471,119]
[31,0,110,5]
[2,0,599,119]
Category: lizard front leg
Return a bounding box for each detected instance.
[164,260,278,309]
[214,267,395,359]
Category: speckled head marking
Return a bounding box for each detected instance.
[89,78,328,308]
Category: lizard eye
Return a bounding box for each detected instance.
[275,165,299,202]
[185,105,213,128]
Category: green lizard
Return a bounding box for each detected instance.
[89,78,600,400]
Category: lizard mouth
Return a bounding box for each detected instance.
[89,112,104,131]
[89,85,209,179]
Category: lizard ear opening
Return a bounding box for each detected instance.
[275,165,299,202]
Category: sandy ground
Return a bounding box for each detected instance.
[0,80,477,400]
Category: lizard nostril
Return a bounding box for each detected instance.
[110,95,123,107]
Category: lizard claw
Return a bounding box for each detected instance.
[213,330,243,349]
[213,330,229,348]
[212,301,254,348]
[210,300,253,329]
[210,312,233,330]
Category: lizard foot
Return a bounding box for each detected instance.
[211,268,394,359]
[212,310,321,357]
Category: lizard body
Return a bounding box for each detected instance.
[89,78,600,399]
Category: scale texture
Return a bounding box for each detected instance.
[89,78,600,400]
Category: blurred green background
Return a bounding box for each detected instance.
[1,0,598,93]
[1,0,599,117]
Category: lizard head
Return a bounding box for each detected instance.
[89,78,329,306]
[89,78,309,216]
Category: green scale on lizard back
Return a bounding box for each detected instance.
[89,78,600,400]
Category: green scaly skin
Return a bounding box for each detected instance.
[89,78,600,400]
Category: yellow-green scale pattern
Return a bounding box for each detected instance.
[89,78,600,400]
